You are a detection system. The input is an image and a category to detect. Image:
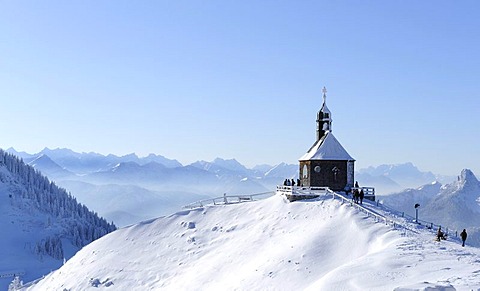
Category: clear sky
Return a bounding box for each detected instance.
[1,1,479,176]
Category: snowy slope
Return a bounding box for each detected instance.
[0,171,67,290]
[27,194,480,290]
[56,180,209,227]
[0,150,115,290]
[380,169,480,247]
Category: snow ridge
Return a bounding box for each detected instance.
[27,194,480,290]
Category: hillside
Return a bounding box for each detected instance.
[0,149,115,290]
[26,194,480,290]
[379,169,480,247]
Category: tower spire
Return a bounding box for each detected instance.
[316,86,332,141]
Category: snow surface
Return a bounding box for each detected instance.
[27,194,480,291]
[299,132,354,161]
[0,167,74,290]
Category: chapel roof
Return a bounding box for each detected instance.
[299,131,354,161]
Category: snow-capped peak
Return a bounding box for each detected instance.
[459,169,479,185]
[212,158,248,172]
[444,169,480,194]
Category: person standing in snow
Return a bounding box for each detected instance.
[359,189,364,204]
[437,226,446,241]
[460,229,467,247]
[352,189,359,203]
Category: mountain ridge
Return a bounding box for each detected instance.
[0,149,115,290]
[6,147,458,226]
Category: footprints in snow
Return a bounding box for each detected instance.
[180,221,196,229]
[89,277,113,288]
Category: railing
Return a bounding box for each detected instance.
[277,186,375,198]
[276,185,417,235]
[276,185,332,196]
[183,191,275,209]
[330,192,419,235]
[374,200,461,239]
[184,186,456,240]
[0,270,25,278]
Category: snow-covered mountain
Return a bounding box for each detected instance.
[379,169,480,246]
[25,194,480,290]
[209,158,254,175]
[264,162,299,179]
[356,162,453,195]
[188,158,274,195]
[7,147,183,175]
[27,154,74,179]
[0,149,115,290]
[9,148,461,228]
[139,153,182,168]
[8,148,297,226]
[39,148,183,172]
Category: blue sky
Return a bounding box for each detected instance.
[1,1,479,176]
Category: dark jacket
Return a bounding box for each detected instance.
[461,230,467,241]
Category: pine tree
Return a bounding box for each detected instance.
[8,275,22,291]
[0,148,117,259]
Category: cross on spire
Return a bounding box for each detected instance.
[322,86,327,102]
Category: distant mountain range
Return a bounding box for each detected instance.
[5,147,456,227]
[356,162,455,195]
[6,148,299,227]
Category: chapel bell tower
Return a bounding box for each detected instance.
[316,88,332,141]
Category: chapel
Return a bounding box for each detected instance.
[298,87,355,192]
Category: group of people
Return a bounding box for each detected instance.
[283,178,301,187]
[437,226,468,247]
[352,188,365,204]
[349,181,364,204]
